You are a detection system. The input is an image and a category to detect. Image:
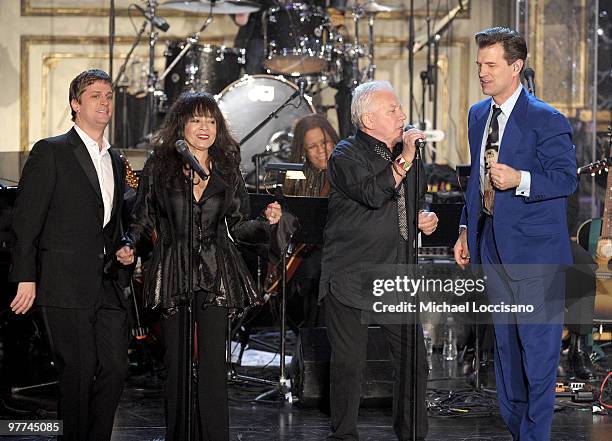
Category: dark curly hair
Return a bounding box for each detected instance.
[288,114,340,164]
[152,92,241,184]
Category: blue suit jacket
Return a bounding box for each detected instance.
[460,88,577,273]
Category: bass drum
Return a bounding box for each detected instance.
[216,75,315,186]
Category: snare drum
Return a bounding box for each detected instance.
[164,42,245,106]
[216,75,315,185]
[263,3,330,76]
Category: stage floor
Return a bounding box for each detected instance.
[1,329,611,441]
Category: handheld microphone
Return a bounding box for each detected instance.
[404,125,426,149]
[134,5,170,32]
[297,79,307,100]
[524,68,536,96]
[175,140,209,181]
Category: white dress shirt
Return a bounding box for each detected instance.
[74,124,114,227]
[479,83,531,198]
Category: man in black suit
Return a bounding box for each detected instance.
[9,69,130,441]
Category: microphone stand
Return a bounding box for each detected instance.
[418,1,434,162]
[252,166,299,402]
[239,90,301,146]
[409,139,424,441]
[432,36,440,162]
[182,168,195,441]
[109,0,116,141]
[240,87,301,193]
[407,0,415,124]
[251,150,277,194]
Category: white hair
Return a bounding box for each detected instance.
[350,80,395,129]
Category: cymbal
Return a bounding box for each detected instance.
[161,0,260,15]
[340,1,405,14]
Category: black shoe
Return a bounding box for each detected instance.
[466,351,492,388]
[568,333,595,381]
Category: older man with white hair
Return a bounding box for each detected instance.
[319,80,437,440]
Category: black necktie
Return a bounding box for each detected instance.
[373,144,408,240]
[483,105,502,215]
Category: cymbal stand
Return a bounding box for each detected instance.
[366,11,376,80]
[145,0,160,138]
[412,0,467,160]
[351,3,364,88]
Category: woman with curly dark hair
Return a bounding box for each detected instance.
[284,113,340,197]
[116,92,281,441]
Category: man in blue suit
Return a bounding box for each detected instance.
[454,27,576,440]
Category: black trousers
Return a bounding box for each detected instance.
[41,279,129,441]
[162,300,229,441]
[324,293,429,441]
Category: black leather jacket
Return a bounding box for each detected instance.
[127,154,270,314]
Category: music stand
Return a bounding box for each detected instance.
[245,192,328,402]
[225,163,307,401]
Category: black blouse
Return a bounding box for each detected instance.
[127,154,271,315]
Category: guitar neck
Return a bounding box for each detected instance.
[597,126,612,243]
[604,170,612,238]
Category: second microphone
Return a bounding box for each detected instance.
[175,139,209,181]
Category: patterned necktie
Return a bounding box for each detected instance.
[373,144,409,240]
[483,105,502,215]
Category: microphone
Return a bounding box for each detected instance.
[134,5,170,32]
[175,140,209,181]
[524,68,536,96]
[404,125,426,149]
[297,78,307,100]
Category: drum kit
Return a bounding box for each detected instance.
[115,0,405,183]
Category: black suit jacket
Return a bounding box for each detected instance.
[10,128,127,308]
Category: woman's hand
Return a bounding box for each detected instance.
[264,201,283,225]
[116,245,135,265]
